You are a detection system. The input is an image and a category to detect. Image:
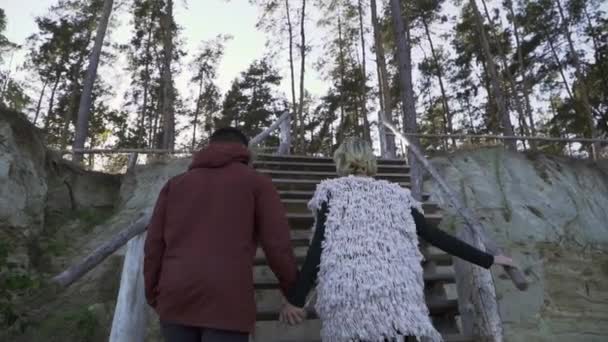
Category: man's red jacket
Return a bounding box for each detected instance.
[143,142,297,333]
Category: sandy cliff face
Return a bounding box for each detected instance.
[0,111,122,341]
[424,148,608,342]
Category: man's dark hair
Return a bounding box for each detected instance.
[210,127,249,146]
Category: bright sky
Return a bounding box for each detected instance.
[0,0,330,110]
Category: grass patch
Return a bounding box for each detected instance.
[20,306,102,342]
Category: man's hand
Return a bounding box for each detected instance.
[279,301,306,326]
[493,254,518,268]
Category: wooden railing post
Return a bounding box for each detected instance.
[277,112,291,155]
[454,228,503,341]
[109,232,148,342]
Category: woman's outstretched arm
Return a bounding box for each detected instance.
[286,202,329,307]
[411,208,494,268]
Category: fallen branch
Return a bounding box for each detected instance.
[383,120,528,291]
[52,211,151,288]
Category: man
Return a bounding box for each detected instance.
[144,127,300,342]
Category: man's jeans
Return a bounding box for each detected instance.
[160,321,249,342]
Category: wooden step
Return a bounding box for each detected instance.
[253,267,455,289]
[256,154,408,165]
[253,318,471,342]
[256,299,458,321]
[254,160,410,173]
[287,212,443,229]
[260,169,411,182]
[279,190,432,201]
[255,249,453,267]
[273,179,412,191]
[282,198,440,214]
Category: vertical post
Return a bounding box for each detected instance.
[378,111,388,158]
[127,153,139,172]
[278,112,292,155]
[109,233,148,342]
[454,228,503,342]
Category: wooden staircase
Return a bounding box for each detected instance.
[251,154,473,342]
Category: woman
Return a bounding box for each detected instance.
[280,138,516,342]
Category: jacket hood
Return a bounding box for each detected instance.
[189,143,251,169]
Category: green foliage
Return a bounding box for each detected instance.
[187,34,230,146]
[217,59,285,138]
[24,0,117,150]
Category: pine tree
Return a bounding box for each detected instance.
[189,34,229,149]
[217,59,285,139]
[73,0,114,162]
[25,0,116,149]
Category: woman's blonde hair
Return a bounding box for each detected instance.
[333,137,378,177]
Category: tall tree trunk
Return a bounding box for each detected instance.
[370,0,396,158]
[285,0,296,154]
[480,0,531,149]
[33,81,48,125]
[421,15,455,147]
[160,0,175,150]
[192,77,204,151]
[44,74,62,133]
[389,0,422,199]
[507,0,537,147]
[357,0,372,143]
[73,0,114,162]
[470,0,516,150]
[138,12,154,147]
[337,14,346,143]
[547,35,575,101]
[0,51,15,101]
[556,0,599,156]
[297,0,307,153]
[583,5,608,96]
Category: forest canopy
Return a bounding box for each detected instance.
[0,0,606,167]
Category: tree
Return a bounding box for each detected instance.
[505,0,537,146]
[123,0,163,148]
[356,0,372,143]
[159,0,176,150]
[189,34,229,149]
[469,0,516,150]
[252,0,310,153]
[388,0,423,198]
[25,0,116,149]
[520,0,606,154]
[72,0,114,162]
[370,0,397,157]
[316,0,369,143]
[0,9,27,111]
[0,9,19,62]
[555,0,600,156]
[410,0,456,147]
[217,59,285,139]
[296,0,307,153]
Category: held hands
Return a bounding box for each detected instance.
[279,299,306,326]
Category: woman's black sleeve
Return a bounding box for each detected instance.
[286,202,328,307]
[412,208,494,269]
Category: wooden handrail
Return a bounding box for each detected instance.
[399,132,608,143]
[383,120,528,290]
[52,211,151,287]
[57,132,606,156]
[249,111,291,147]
